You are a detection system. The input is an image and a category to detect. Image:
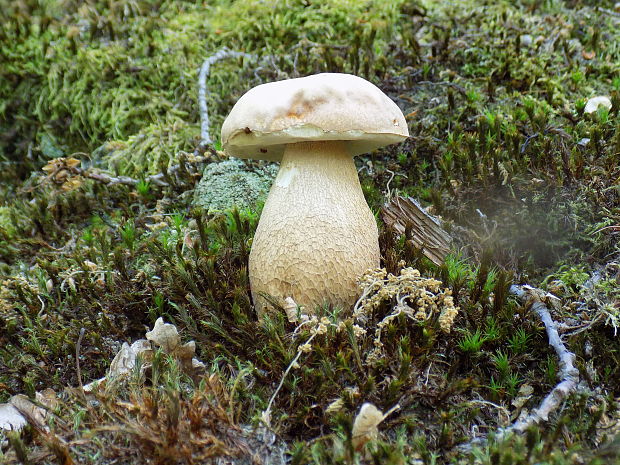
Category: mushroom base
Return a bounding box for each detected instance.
[249,140,380,316]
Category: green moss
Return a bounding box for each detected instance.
[0,207,20,239]
[0,0,408,178]
[1,0,620,463]
[99,117,200,175]
[210,0,404,53]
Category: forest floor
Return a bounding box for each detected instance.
[1,0,620,463]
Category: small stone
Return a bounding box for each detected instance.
[584,96,612,114]
[520,34,533,47]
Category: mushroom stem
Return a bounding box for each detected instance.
[249,140,380,316]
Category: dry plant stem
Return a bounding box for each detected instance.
[198,49,253,145]
[59,153,210,188]
[262,332,318,427]
[503,285,580,434]
[462,284,580,450]
[76,327,86,396]
[74,168,153,187]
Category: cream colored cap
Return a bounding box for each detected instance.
[221,73,409,161]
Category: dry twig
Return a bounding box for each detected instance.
[463,284,580,450]
[38,154,210,189]
[503,285,580,434]
[198,48,253,146]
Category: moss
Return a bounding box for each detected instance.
[0,0,408,178]
[209,0,404,53]
[99,117,200,175]
[1,0,620,463]
[0,207,20,239]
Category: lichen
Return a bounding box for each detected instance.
[354,266,459,363]
[192,158,277,214]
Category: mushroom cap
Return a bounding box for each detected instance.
[221,73,409,161]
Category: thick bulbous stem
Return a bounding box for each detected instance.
[249,141,380,316]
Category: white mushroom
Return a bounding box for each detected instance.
[221,73,408,316]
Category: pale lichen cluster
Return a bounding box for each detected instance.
[276,266,459,405]
[0,276,39,313]
[192,158,277,214]
[353,266,459,362]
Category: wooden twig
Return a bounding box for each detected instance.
[462,284,580,450]
[198,48,253,146]
[35,152,211,190]
[503,285,580,434]
[75,168,148,187]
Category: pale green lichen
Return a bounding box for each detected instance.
[192,158,277,213]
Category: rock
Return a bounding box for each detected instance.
[192,158,277,213]
[584,96,612,114]
[520,34,533,47]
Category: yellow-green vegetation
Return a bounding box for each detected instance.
[0,0,403,176]
[1,0,620,463]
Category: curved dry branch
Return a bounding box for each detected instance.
[503,285,580,434]
[462,284,581,450]
[198,48,253,146]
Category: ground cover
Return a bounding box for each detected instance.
[1,0,619,463]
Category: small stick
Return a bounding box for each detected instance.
[461,284,580,449]
[76,327,86,395]
[38,153,211,190]
[198,48,253,146]
[501,285,580,434]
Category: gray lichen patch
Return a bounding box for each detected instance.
[192,158,277,213]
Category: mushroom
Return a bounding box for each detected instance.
[221,73,408,316]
